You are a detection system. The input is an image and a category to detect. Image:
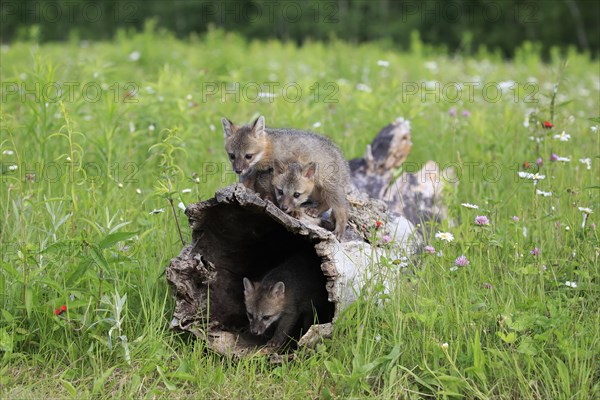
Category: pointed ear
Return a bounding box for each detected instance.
[270,281,285,298]
[273,159,286,175]
[243,277,254,296]
[222,117,236,138]
[251,115,266,138]
[303,162,317,180]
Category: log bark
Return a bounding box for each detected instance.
[166,117,449,357]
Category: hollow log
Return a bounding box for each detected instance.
[167,117,449,357]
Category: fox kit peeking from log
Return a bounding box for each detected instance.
[242,252,328,347]
[222,115,350,238]
[272,159,348,238]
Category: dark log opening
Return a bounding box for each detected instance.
[188,202,335,347]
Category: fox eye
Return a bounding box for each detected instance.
[228,153,235,160]
[262,315,271,321]
[245,154,253,160]
[293,192,301,198]
[277,189,283,196]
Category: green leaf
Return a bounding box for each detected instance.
[92,366,116,395]
[60,379,77,398]
[157,365,177,391]
[587,116,600,123]
[497,331,517,344]
[88,245,109,271]
[98,231,138,249]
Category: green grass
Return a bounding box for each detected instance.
[1,24,599,399]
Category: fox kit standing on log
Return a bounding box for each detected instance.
[222,115,350,238]
[242,252,328,347]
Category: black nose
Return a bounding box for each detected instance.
[235,169,242,174]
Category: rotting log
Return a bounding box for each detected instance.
[167,117,450,357]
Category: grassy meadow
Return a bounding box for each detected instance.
[1,24,599,399]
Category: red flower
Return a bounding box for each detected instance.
[375,220,383,229]
[54,309,60,315]
[60,305,67,312]
[543,121,553,129]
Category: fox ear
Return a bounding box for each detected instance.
[251,115,266,138]
[243,277,254,295]
[270,281,285,298]
[222,117,236,138]
[273,159,286,175]
[303,162,317,180]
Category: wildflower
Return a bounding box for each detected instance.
[541,265,547,271]
[455,255,469,267]
[435,231,454,242]
[536,189,552,197]
[512,216,520,222]
[375,220,383,229]
[424,245,436,254]
[356,83,372,93]
[542,121,553,129]
[449,266,458,272]
[181,188,192,194]
[578,207,593,214]
[591,223,596,229]
[536,157,543,166]
[441,342,449,349]
[128,51,141,61]
[258,92,278,99]
[518,171,545,180]
[376,60,390,67]
[312,121,322,128]
[461,203,479,209]
[54,309,60,315]
[149,208,165,215]
[482,283,493,289]
[382,235,391,244]
[7,164,17,171]
[461,110,471,117]
[554,155,571,162]
[591,126,598,132]
[565,226,570,231]
[475,215,489,226]
[2,149,14,155]
[186,94,193,101]
[148,124,156,132]
[118,183,124,188]
[177,202,186,211]
[579,158,591,170]
[553,131,571,141]
[565,281,577,288]
[448,107,457,117]
[530,247,540,256]
[550,153,559,162]
[136,188,142,195]
[60,305,67,312]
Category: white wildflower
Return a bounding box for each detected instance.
[128,51,141,61]
[591,126,598,132]
[258,92,277,99]
[579,158,591,170]
[177,202,186,211]
[578,207,593,214]
[136,189,142,195]
[435,231,454,242]
[518,171,545,180]
[8,164,18,171]
[555,156,571,162]
[553,131,571,141]
[149,208,165,215]
[565,281,577,288]
[181,188,192,194]
[312,122,322,128]
[461,203,479,209]
[449,266,458,272]
[536,189,552,197]
[2,149,14,155]
[424,61,438,71]
[376,60,390,67]
[356,83,372,93]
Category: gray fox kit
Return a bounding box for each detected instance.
[272,159,348,238]
[222,115,349,237]
[242,252,328,347]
